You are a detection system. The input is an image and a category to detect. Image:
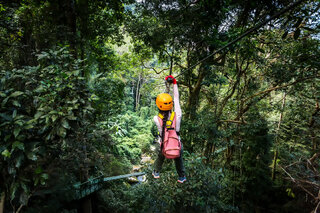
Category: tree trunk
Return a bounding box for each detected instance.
[185,65,206,120]
[0,192,4,213]
[19,12,35,67]
[63,0,77,56]
[135,74,141,111]
[272,92,286,181]
[77,0,89,62]
[309,101,319,153]
[80,197,92,213]
[210,143,216,168]
[271,150,278,181]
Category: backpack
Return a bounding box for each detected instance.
[158,112,181,159]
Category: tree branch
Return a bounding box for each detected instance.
[243,75,320,103]
[140,60,169,74]
[280,165,317,200]
[175,61,187,70]
[217,53,245,117]
[310,152,320,164]
[314,200,320,213]
[219,120,247,124]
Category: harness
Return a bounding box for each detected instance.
[157,111,181,159]
[157,111,176,147]
[158,111,175,130]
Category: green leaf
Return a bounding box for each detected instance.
[10,183,18,201]
[67,115,77,120]
[40,173,49,185]
[27,152,37,161]
[46,133,52,141]
[0,112,11,121]
[10,91,24,97]
[34,112,43,119]
[2,149,11,158]
[15,154,24,168]
[57,127,67,138]
[61,119,70,129]
[15,120,24,126]
[12,109,17,118]
[37,52,49,60]
[35,85,45,93]
[34,177,39,186]
[35,167,42,174]
[14,128,21,138]
[49,110,58,115]
[2,96,9,106]
[41,173,49,180]
[51,115,58,122]
[12,141,24,151]
[25,124,34,129]
[19,191,29,205]
[13,100,21,107]
[21,183,28,195]
[286,188,295,198]
[0,4,5,12]
[0,91,6,97]
[25,119,36,129]
[8,167,16,175]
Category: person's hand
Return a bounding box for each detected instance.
[165,75,177,84]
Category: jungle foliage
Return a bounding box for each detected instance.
[0,0,319,213]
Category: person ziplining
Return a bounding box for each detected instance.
[152,75,186,183]
[149,0,305,184]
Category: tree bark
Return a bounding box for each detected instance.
[0,192,4,213]
[309,101,319,152]
[81,197,92,213]
[217,53,248,118]
[185,65,206,120]
[19,9,35,67]
[272,92,286,181]
[62,0,77,56]
[135,74,141,111]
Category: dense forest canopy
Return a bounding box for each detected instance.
[0,0,319,212]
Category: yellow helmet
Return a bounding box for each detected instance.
[156,93,173,111]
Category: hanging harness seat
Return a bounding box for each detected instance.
[158,112,181,159]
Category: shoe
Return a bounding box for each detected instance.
[152,170,160,179]
[177,176,186,183]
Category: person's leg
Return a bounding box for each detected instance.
[174,143,186,178]
[154,144,165,174]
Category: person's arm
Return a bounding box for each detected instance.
[151,119,159,138]
[173,83,182,132]
[153,116,162,135]
[153,115,162,138]
[165,75,182,132]
[153,116,162,144]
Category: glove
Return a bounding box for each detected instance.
[165,75,177,84]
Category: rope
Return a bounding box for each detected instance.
[174,0,306,78]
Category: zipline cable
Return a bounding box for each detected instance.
[174,0,306,79]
